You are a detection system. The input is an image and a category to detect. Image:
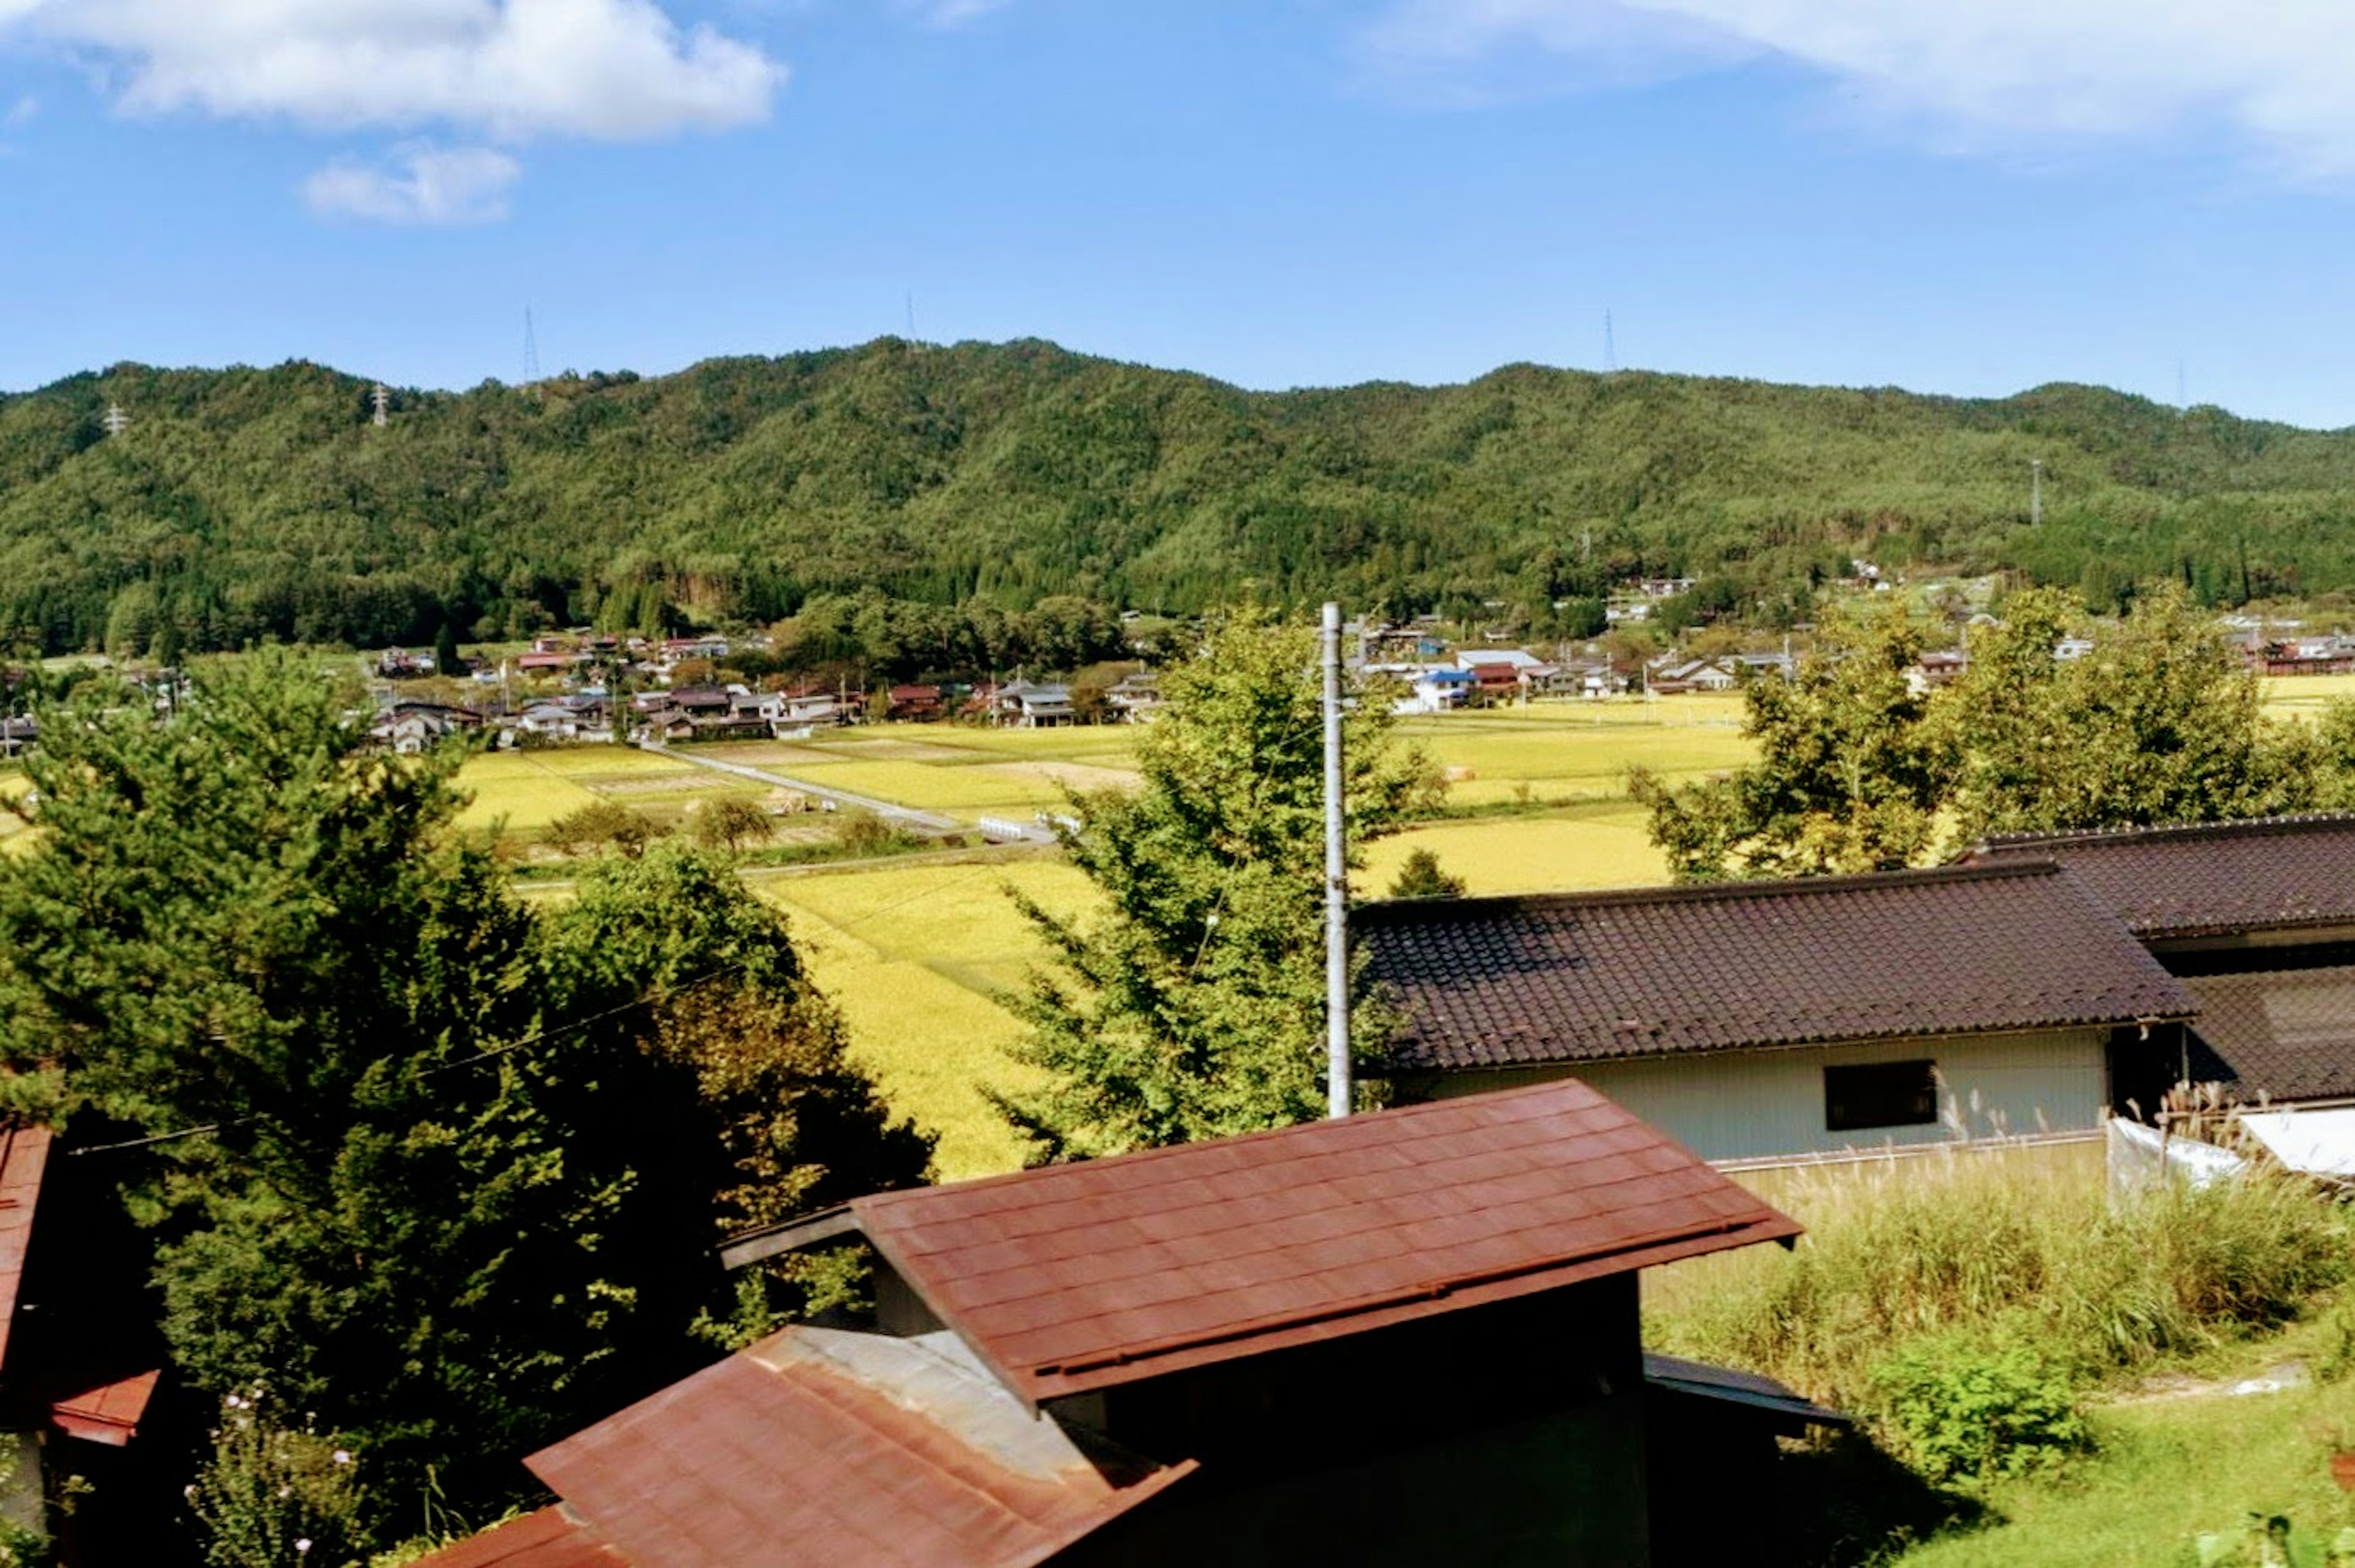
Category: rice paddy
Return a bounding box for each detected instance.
[681,700,1751,1174]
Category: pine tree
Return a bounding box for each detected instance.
[996,610,1438,1160]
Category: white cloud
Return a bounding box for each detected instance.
[304,143,523,224]
[4,95,34,126]
[1360,1,2355,177]
[914,0,1010,25]
[10,0,783,141]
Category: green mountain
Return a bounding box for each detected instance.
[4,338,2353,659]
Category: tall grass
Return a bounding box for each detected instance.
[1650,1152,2353,1409]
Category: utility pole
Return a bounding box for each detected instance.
[371,384,390,427]
[2031,459,2044,526]
[1604,310,1618,373]
[102,403,129,438]
[1322,602,1351,1120]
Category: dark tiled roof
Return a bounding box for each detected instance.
[528,1327,1188,1568]
[1971,814,2355,938]
[408,1507,624,1568]
[849,1077,1799,1406]
[2184,966,2355,1104]
[1361,863,2192,1074]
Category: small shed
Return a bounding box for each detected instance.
[422,1079,1826,1567]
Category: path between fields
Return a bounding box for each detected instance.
[643,742,968,835]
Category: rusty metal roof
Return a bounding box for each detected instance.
[0,1123,49,1378]
[408,1506,626,1568]
[1361,862,2192,1073]
[49,1367,159,1446]
[528,1326,1189,1568]
[1972,814,2355,938]
[846,1077,1801,1407]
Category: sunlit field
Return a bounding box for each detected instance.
[688,694,1752,824]
[2257,671,2355,722]
[757,857,1099,1179]
[454,747,767,839]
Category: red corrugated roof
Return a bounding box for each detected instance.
[528,1329,1190,1568]
[849,1077,1801,1406]
[0,1123,50,1377]
[50,1367,159,1446]
[408,1507,624,1568]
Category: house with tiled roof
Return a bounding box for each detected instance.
[1971,813,2355,1111]
[1361,862,2197,1165]
[420,1078,1839,1568]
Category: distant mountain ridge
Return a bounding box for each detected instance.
[3,338,2353,657]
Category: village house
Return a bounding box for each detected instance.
[884,682,945,722]
[1105,668,1163,721]
[990,678,1077,727]
[0,717,32,759]
[369,701,486,755]
[1360,862,2196,1168]
[1970,814,2355,1114]
[420,1078,1835,1568]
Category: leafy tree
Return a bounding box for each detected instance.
[1637,584,2326,880]
[997,610,1439,1160]
[689,796,776,855]
[0,652,920,1531]
[1938,584,2316,840]
[544,798,667,858]
[1633,603,1945,879]
[433,620,462,677]
[1384,846,1466,901]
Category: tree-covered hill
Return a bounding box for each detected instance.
[7,338,2355,657]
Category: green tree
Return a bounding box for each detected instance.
[434,620,462,677]
[1384,846,1466,901]
[0,652,919,1529]
[1939,584,2316,842]
[689,797,776,856]
[1636,584,2326,881]
[1633,603,1945,879]
[996,610,1438,1160]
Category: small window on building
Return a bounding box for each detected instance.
[1825,1060,1939,1132]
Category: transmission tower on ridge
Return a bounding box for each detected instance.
[102,403,129,438]
[1604,310,1618,373]
[372,384,391,427]
[523,308,542,384]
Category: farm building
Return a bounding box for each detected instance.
[418,1079,1836,1567]
[1360,862,2197,1166]
[1971,813,2355,1111]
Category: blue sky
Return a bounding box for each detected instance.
[4,1,2354,427]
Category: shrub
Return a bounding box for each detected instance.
[543,799,665,858]
[187,1391,372,1568]
[832,811,918,857]
[1384,847,1465,901]
[1864,1334,2086,1486]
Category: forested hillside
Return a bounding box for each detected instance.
[7,338,2355,657]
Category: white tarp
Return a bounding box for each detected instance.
[2235,1108,2355,1178]
[2107,1117,2247,1196]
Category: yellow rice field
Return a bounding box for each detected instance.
[758,857,1098,1179]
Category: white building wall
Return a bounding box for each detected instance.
[1423,1030,2108,1163]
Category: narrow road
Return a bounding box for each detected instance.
[640,741,965,835]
